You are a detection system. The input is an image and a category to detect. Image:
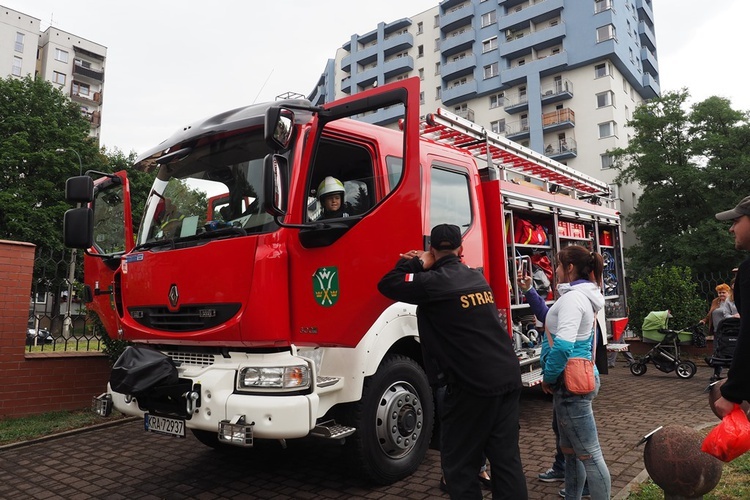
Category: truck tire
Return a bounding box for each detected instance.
[344,354,434,484]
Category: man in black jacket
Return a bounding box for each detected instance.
[715,196,750,417]
[378,224,527,500]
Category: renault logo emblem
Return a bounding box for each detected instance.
[168,284,179,307]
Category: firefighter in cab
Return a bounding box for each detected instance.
[317,176,349,219]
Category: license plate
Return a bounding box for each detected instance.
[144,414,186,438]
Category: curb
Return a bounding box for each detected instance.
[0,416,139,452]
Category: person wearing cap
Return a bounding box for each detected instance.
[377,224,527,500]
[316,176,349,219]
[713,195,750,417]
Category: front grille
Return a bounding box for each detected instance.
[128,303,241,332]
[167,351,216,367]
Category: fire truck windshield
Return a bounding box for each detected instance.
[137,132,281,246]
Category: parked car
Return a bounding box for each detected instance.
[26,328,54,345]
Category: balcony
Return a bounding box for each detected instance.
[541,79,573,104]
[440,3,473,33]
[342,43,378,72]
[502,50,568,86]
[542,108,575,132]
[341,76,352,95]
[82,110,101,127]
[641,47,658,75]
[441,54,476,80]
[383,31,414,57]
[441,80,478,105]
[72,64,104,83]
[504,94,529,114]
[454,107,475,122]
[70,87,102,105]
[382,55,414,80]
[636,0,654,24]
[499,0,564,31]
[440,28,475,57]
[544,137,577,160]
[642,72,660,98]
[638,21,656,51]
[500,22,565,59]
[354,66,379,90]
[505,118,530,141]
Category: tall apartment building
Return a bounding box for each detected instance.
[1,5,106,143]
[309,0,658,244]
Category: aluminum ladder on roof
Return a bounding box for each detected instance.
[422,108,610,198]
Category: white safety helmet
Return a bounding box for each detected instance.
[317,176,345,201]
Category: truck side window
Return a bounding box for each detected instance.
[307,137,376,222]
[385,156,403,192]
[429,166,472,233]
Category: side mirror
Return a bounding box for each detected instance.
[263,154,288,217]
[63,207,93,248]
[65,176,94,203]
[264,107,294,151]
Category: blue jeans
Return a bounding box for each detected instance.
[554,376,611,500]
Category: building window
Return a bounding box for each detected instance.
[435,38,441,52]
[596,90,614,108]
[417,22,423,34]
[435,62,441,75]
[483,63,499,79]
[15,32,24,52]
[489,92,504,108]
[74,58,92,69]
[517,58,526,67]
[481,11,497,28]
[598,121,617,138]
[601,154,614,170]
[418,45,424,58]
[11,56,22,76]
[595,62,611,78]
[490,119,505,134]
[482,36,498,53]
[434,14,440,27]
[419,68,424,81]
[596,25,616,43]
[594,0,611,14]
[420,91,425,105]
[55,48,69,63]
[436,86,441,100]
[52,71,66,85]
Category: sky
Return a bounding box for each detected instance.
[5,0,750,156]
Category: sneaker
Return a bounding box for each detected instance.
[538,468,565,482]
[559,486,590,498]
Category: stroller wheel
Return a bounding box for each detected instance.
[630,362,647,376]
[676,360,697,379]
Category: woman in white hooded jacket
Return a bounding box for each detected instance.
[540,245,610,500]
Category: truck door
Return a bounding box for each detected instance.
[286,78,423,348]
[80,171,134,337]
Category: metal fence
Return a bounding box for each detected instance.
[26,248,103,352]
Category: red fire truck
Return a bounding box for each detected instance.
[64,77,626,484]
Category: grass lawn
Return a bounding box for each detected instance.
[0,409,128,446]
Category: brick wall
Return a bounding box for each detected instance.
[0,240,111,419]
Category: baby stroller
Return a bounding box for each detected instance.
[705,317,740,383]
[630,310,698,379]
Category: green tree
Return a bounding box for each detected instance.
[0,76,107,250]
[627,266,706,336]
[611,89,749,277]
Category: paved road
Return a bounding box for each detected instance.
[0,363,717,499]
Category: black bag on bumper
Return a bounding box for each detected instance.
[110,346,178,396]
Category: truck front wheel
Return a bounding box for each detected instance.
[345,354,434,484]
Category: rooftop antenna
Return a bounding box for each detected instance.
[252,68,274,104]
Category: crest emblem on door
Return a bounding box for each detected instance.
[313,267,339,307]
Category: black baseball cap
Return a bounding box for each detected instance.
[716,195,750,221]
[430,224,462,250]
